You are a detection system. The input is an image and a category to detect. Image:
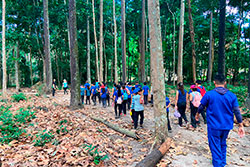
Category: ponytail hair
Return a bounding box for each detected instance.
[178,82,185,95]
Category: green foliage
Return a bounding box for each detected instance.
[83,143,109,165]
[33,130,54,147]
[56,125,68,135]
[0,106,35,143]
[11,93,27,102]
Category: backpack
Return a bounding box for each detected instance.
[197,86,206,97]
[192,92,202,108]
[122,89,128,100]
[117,97,123,104]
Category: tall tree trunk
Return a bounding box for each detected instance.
[113,0,118,83]
[177,0,185,83]
[92,0,100,81]
[148,0,168,145]
[140,0,146,83]
[15,44,20,92]
[111,59,113,82]
[55,51,60,87]
[104,45,107,82]
[99,0,104,82]
[43,0,52,93]
[208,11,213,84]
[121,0,127,83]
[2,0,7,97]
[167,3,176,86]
[43,57,46,83]
[87,0,91,83]
[187,0,196,83]
[218,0,226,76]
[69,0,81,108]
[29,47,33,86]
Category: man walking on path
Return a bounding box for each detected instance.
[196,74,245,167]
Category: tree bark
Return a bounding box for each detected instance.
[140,0,146,83]
[218,0,226,76]
[136,138,172,167]
[104,44,107,82]
[208,11,213,84]
[15,45,20,92]
[113,0,118,83]
[99,0,104,82]
[148,0,168,145]
[121,0,127,83]
[69,0,81,108]
[2,0,7,97]
[92,0,100,81]
[87,0,91,83]
[167,4,176,86]
[177,0,185,83]
[187,0,196,83]
[43,0,53,93]
[55,51,60,87]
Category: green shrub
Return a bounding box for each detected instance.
[33,130,54,147]
[11,93,27,102]
[0,106,36,143]
[83,143,109,165]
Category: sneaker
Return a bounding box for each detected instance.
[131,120,134,123]
[120,113,123,116]
[140,125,143,128]
[124,114,126,116]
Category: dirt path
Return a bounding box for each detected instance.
[1,88,249,166]
[53,91,250,167]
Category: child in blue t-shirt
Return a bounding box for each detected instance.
[80,85,85,104]
[166,96,172,131]
[142,82,150,105]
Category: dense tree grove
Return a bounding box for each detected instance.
[0,0,250,88]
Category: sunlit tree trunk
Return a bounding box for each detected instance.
[99,0,103,82]
[187,0,196,83]
[43,0,52,93]
[113,0,118,83]
[121,0,126,83]
[167,4,176,86]
[140,0,146,83]
[2,0,7,97]
[218,0,226,76]
[87,0,91,83]
[177,0,185,83]
[15,44,20,92]
[148,0,168,145]
[92,0,100,81]
[208,11,213,84]
[69,0,81,108]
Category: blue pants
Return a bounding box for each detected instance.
[207,128,230,167]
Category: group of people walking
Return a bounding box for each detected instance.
[51,74,245,167]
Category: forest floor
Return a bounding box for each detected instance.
[0,88,249,167]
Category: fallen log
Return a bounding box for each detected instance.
[89,116,139,139]
[136,138,172,167]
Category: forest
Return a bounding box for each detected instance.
[0,0,250,166]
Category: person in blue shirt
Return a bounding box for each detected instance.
[91,83,97,105]
[135,81,142,89]
[100,84,108,108]
[126,82,133,110]
[175,82,188,127]
[166,96,172,131]
[80,85,85,104]
[63,79,68,95]
[196,74,245,167]
[113,85,124,118]
[142,82,150,105]
[122,85,130,116]
[85,85,91,105]
[131,88,144,129]
[84,81,90,89]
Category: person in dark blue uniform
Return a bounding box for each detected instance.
[196,74,245,167]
